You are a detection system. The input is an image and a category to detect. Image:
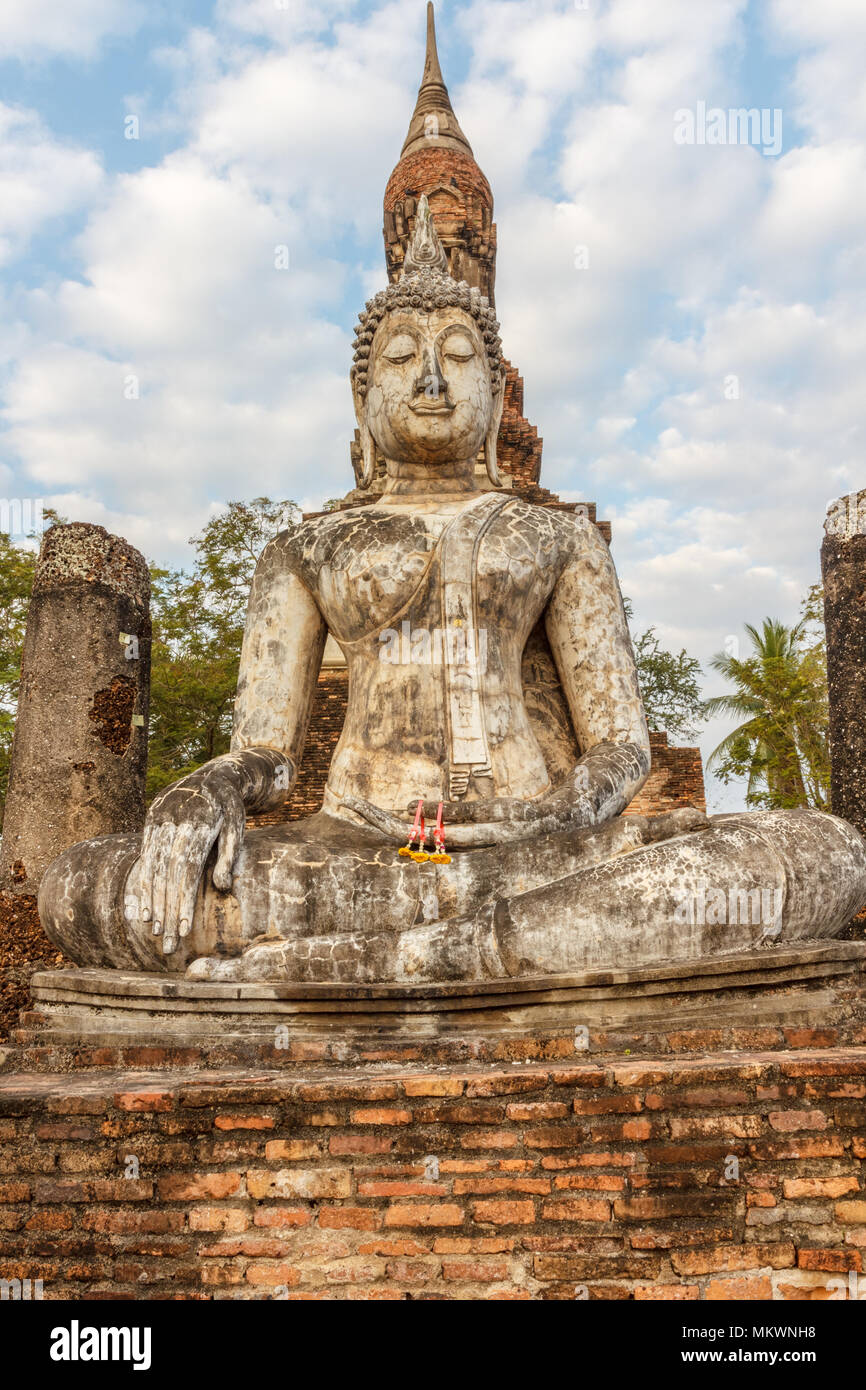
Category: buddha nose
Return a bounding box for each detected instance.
[415,347,447,403]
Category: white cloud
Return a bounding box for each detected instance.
[0,105,103,266]
[0,0,145,61]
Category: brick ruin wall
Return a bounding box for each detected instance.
[623,732,707,819]
[1,1043,864,1300]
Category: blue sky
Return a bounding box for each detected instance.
[1,0,864,810]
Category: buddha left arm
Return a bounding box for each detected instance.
[540,517,651,821]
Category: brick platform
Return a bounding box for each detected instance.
[1,1046,865,1300]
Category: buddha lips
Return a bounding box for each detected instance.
[398,798,452,864]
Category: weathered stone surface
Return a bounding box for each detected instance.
[0,523,150,896]
[822,491,866,845]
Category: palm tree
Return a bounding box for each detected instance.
[706,617,830,810]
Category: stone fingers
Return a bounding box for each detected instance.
[149,824,174,937]
[417,798,515,824]
[165,822,218,942]
[136,820,165,927]
[342,795,409,841]
[213,794,245,892]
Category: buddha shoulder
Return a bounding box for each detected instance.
[251,507,438,592]
[483,497,605,569]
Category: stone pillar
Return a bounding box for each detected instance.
[0,523,150,896]
[822,490,866,842]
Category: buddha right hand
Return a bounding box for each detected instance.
[135,748,294,954]
[136,770,245,955]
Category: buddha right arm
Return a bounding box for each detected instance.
[137,542,327,953]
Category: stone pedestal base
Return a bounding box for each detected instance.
[2,941,866,1300]
[12,940,866,1070]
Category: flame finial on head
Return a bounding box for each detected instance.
[401,195,449,277]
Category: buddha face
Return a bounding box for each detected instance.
[360,307,495,468]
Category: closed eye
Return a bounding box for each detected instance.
[441,336,476,361]
[381,335,418,363]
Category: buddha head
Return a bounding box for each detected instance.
[351,197,506,489]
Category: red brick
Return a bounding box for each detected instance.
[768,1109,828,1132]
[783,1177,858,1199]
[214,1114,274,1131]
[296,1082,399,1102]
[667,1030,727,1052]
[264,1140,323,1161]
[246,1169,351,1200]
[458,1129,518,1149]
[706,1275,773,1300]
[329,1133,393,1156]
[552,1174,625,1192]
[0,1182,30,1203]
[541,1198,611,1222]
[34,1122,94,1141]
[350,1108,412,1126]
[749,1136,845,1159]
[798,1248,863,1272]
[401,1078,466,1097]
[464,1072,548,1097]
[357,1181,443,1197]
[572,1095,643,1115]
[384,1203,464,1228]
[635,1284,700,1300]
[442,1259,510,1281]
[189,1207,250,1233]
[158,1173,241,1200]
[245,1263,302,1287]
[384,1258,440,1282]
[645,1088,750,1110]
[471,1199,536,1225]
[505,1102,568,1121]
[614,1195,732,1221]
[782,1028,839,1048]
[252,1208,312,1229]
[433,1237,514,1253]
[319,1206,382,1230]
[413,1103,504,1124]
[671,1244,794,1275]
[113,1090,174,1113]
[359,1239,429,1256]
[454,1177,550,1195]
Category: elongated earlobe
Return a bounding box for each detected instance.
[359,418,376,489]
[485,432,501,487]
[485,367,507,487]
[352,380,377,489]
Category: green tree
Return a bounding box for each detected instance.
[147,498,300,798]
[623,598,705,740]
[0,536,38,832]
[0,513,64,832]
[705,608,830,810]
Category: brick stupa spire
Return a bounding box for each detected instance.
[378,3,585,508]
[400,3,474,161]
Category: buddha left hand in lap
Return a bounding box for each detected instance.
[39,200,866,982]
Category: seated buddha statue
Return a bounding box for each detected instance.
[39,200,866,984]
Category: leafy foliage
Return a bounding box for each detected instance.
[146,498,300,799]
[623,598,705,740]
[705,601,830,810]
[0,512,63,832]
